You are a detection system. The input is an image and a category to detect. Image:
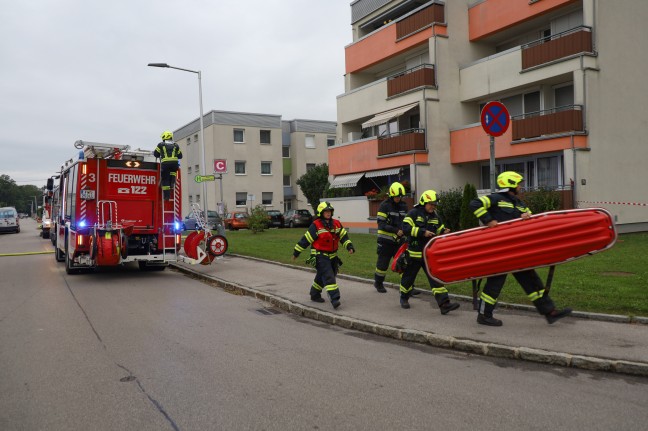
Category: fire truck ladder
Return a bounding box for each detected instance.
[161,183,178,263]
[97,200,119,230]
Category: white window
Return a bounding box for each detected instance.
[261,161,272,175]
[554,84,574,109]
[235,161,246,175]
[196,194,201,203]
[187,166,192,174]
[260,130,271,144]
[306,163,316,172]
[187,137,191,146]
[236,192,247,206]
[262,192,273,205]
[234,129,245,143]
[189,195,193,203]
[327,136,336,147]
[282,145,290,158]
[305,134,315,148]
[194,164,199,173]
[283,175,291,186]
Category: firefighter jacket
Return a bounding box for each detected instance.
[402,206,446,259]
[154,141,183,164]
[376,197,408,243]
[470,191,532,225]
[293,217,354,257]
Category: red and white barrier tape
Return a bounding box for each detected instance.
[578,201,648,207]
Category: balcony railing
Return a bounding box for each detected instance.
[511,105,584,141]
[396,3,445,39]
[522,26,593,70]
[378,128,426,156]
[387,64,435,97]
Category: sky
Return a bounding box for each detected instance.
[0,0,352,188]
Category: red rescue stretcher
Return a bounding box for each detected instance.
[423,208,617,284]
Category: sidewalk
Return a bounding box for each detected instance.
[171,255,648,377]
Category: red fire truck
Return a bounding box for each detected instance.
[51,140,226,274]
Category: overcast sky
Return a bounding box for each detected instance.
[0,0,352,187]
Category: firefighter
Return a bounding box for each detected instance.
[373,182,409,293]
[153,130,183,200]
[292,201,355,309]
[399,190,460,314]
[470,171,572,326]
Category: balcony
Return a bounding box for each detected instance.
[378,128,426,156]
[522,27,594,70]
[512,105,584,141]
[329,137,429,176]
[450,122,587,164]
[387,64,435,97]
[346,5,446,74]
[468,0,578,41]
[396,3,445,39]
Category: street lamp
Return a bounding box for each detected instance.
[148,62,208,218]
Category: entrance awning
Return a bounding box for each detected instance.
[329,172,365,189]
[361,102,419,129]
[365,167,401,178]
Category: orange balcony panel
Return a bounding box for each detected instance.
[329,138,428,176]
[345,25,446,74]
[450,124,587,164]
[469,0,578,41]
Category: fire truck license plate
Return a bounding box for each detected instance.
[80,190,96,200]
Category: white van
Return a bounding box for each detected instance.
[0,207,20,233]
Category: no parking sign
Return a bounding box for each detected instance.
[480,101,510,137]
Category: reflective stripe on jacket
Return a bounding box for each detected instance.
[154,141,183,163]
[293,218,353,256]
[376,198,408,242]
[402,206,445,259]
[469,192,531,224]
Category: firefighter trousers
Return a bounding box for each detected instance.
[479,269,555,317]
[399,258,450,307]
[310,253,340,301]
[160,162,179,199]
[374,239,399,284]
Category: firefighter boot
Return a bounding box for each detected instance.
[439,300,460,315]
[477,314,503,326]
[311,295,325,303]
[546,307,572,324]
[400,295,410,309]
[374,278,387,293]
[331,299,341,309]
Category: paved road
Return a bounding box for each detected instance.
[1,219,647,430]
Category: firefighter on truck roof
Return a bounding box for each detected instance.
[154,130,183,200]
[292,201,355,309]
[469,171,572,326]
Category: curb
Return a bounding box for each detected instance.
[171,260,648,378]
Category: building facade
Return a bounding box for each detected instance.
[175,111,332,217]
[333,0,648,232]
[282,119,337,212]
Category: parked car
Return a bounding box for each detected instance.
[0,207,20,234]
[284,209,313,228]
[266,210,285,228]
[183,210,225,235]
[224,212,249,230]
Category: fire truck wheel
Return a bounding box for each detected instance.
[55,245,64,262]
[207,235,228,257]
[64,241,79,275]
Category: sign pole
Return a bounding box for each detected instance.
[218,175,224,215]
[490,135,496,193]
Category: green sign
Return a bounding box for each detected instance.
[194,174,216,183]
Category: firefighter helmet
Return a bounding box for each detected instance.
[497,171,524,189]
[316,201,334,217]
[389,182,406,197]
[160,130,174,141]
[418,190,438,206]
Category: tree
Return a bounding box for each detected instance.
[436,188,463,232]
[248,204,269,233]
[459,183,480,230]
[296,163,329,210]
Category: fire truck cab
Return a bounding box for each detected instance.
[52,140,183,273]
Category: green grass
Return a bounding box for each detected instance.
[221,228,648,317]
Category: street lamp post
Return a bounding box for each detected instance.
[148,63,208,218]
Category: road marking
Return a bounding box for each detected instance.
[0,251,55,257]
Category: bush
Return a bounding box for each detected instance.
[459,183,480,230]
[436,188,463,232]
[248,205,269,233]
[524,188,562,214]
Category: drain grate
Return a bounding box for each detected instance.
[256,308,282,315]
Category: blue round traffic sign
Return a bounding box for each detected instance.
[480,101,510,137]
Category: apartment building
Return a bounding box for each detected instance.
[282,119,337,212]
[174,111,332,216]
[333,0,648,232]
